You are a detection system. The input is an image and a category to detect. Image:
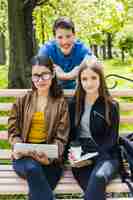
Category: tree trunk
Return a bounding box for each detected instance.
[8,0,35,88]
[107,33,113,59]
[0,33,6,65]
[121,47,125,62]
[92,44,98,58]
[101,43,106,60]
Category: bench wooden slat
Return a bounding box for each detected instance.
[0,103,133,112]
[56,199,133,200]
[120,103,133,111]
[0,102,133,112]
[0,163,132,194]
[0,131,8,140]
[0,172,125,184]
[0,116,8,125]
[120,116,133,123]
[0,89,30,97]
[0,185,28,194]
[0,177,79,185]
[0,101,133,113]
[0,130,132,141]
[0,89,75,97]
[0,181,132,194]
[0,103,13,111]
[111,89,133,97]
[0,89,133,97]
[0,177,76,184]
[0,150,12,159]
[1,116,133,126]
[0,172,74,180]
[61,199,133,200]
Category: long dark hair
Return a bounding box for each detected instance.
[31,55,63,98]
[75,57,114,126]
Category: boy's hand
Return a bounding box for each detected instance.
[54,64,66,79]
[54,64,80,80]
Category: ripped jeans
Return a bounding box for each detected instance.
[72,157,119,200]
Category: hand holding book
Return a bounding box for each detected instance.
[68,146,98,168]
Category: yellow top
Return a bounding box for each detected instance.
[28,112,48,143]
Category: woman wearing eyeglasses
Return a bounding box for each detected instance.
[8,55,70,200]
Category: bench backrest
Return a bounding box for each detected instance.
[0,89,133,142]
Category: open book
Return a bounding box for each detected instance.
[70,152,98,168]
[14,143,58,159]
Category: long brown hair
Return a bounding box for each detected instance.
[75,57,114,126]
[31,55,63,98]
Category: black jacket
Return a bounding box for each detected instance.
[75,97,120,157]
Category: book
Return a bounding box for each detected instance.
[14,143,58,159]
[70,152,98,168]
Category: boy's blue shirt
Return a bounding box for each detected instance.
[38,40,92,89]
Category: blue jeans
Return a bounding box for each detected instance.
[72,158,119,200]
[13,157,63,200]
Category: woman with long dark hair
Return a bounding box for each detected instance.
[69,57,120,200]
[8,55,70,200]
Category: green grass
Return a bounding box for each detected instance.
[104,58,133,133]
[0,64,8,88]
[104,58,133,89]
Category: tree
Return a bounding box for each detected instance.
[7,0,133,89]
[0,0,8,65]
[7,0,47,88]
[115,25,133,62]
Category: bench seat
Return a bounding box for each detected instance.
[0,163,132,195]
[0,150,132,196]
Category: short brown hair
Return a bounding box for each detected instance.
[53,17,75,35]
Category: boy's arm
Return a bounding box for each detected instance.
[54,55,96,80]
[54,64,80,80]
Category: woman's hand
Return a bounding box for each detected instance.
[68,150,77,165]
[11,150,24,160]
[29,151,50,165]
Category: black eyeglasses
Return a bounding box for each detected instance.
[32,73,54,82]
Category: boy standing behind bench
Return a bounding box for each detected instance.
[38,17,93,144]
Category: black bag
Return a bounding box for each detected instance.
[119,133,133,195]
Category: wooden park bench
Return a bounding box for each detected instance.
[0,88,133,199]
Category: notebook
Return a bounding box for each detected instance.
[70,152,98,168]
[14,143,58,158]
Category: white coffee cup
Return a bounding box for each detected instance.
[70,146,82,160]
